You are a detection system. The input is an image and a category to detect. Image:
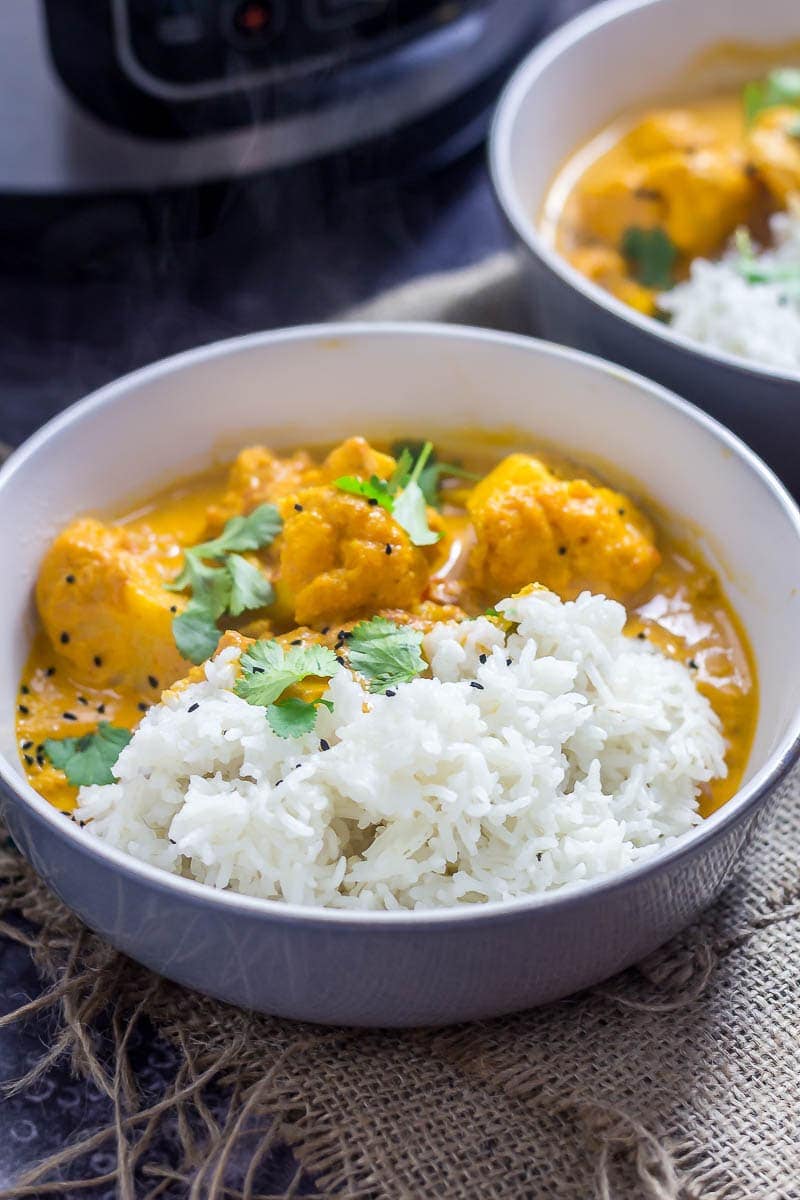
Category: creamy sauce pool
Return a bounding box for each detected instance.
[16,443,757,818]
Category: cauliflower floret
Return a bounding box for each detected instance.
[276,486,434,626]
[746,105,800,206]
[36,518,189,691]
[467,454,660,601]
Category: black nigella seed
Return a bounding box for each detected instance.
[22,740,32,750]
[470,681,484,690]
[187,703,199,713]
[291,639,302,646]
[168,837,176,845]
[506,658,512,666]
[65,574,76,584]
[336,656,345,666]
[170,605,177,614]
[138,702,149,713]
[557,546,567,556]
[18,704,29,715]
[252,666,265,674]
[688,658,698,670]
[294,503,303,512]
[36,756,45,768]
[385,544,392,555]
[78,696,88,706]
[618,508,626,516]
[45,666,56,677]
[368,497,378,506]
[320,739,330,752]
[637,632,646,640]
[479,654,487,664]
[62,712,77,721]
[60,632,70,645]
[93,655,103,667]
[275,779,283,787]
[148,675,159,689]
[20,685,29,695]
[24,755,33,766]
[97,704,106,714]
[385,689,396,697]
[321,627,330,635]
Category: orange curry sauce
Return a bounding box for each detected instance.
[16,439,757,818]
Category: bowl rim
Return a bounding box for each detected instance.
[1,320,800,929]
[488,0,800,388]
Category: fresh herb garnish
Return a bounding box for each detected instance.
[167,504,282,664]
[234,640,339,737]
[621,226,678,290]
[390,440,480,508]
[266,696,334,739]
[735,225,800,291]
[743,67,800,125]
[42,722,132,787]
[348,616,426,692]
[335,442,451,545]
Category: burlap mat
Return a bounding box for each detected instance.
[1,265,799,1199]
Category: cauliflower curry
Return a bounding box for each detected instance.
[17,436,756,819]
[541,67,800,316]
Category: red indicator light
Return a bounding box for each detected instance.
[235,3,271,34]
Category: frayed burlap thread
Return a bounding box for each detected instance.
[0,769,799,1199]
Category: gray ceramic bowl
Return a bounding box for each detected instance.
[1,324,799,1027]
[490,0,800,493]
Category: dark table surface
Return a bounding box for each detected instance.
[0,3,588,1194]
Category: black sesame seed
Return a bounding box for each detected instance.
[79,820,85,828]
[97,704,106,715]
[168,837,176,845]
[385,544,393,556]
[93,655,103,668]
[45,667,56,677]
[78,696,88,706]
[20,685,29,695]
[60,632,70,645]
[470,681,484,690]
[23,755,33,766]
[557,546,567,556]
[291,639,302,646]
[335,656,345,666]
[65,574,76,584]
[368,497,378,506]
[187,703,199,713]
[506,658,512,666]
[252,666,265,674]
[294,503,304,512]
[618,508,626,516]
[18,704,29,715]
[148,675,159,689]
[637,631,646,640]
[321,627,330,635]
[275,779,283,787]
[479,653,487,664]
[137,702,150,713]
[62,712,77,721]
[22,740,32,750]
[170,605,177,614]
[385,689,396,698]
[688,658,698,670]
[342,630,353,640]
[320,739,330,752]
[36,756,45,767]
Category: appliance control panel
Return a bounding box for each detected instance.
[117,0,463,89]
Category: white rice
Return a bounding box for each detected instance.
[660,212,800,370]
[75,590,727,910]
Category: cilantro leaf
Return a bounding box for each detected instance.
[348,616,426,692]
[235,640,340,708]
[43,722,132,788]
[226,553,275,616]
[266,697,321,738]
[390,441,479,508]
[188,504,283,559]
[743,67,800,125]
[621,226,677,290]
[334,474,394,512]
[173,605,223,664]
[390,441,442,546]
[166,505,282,663]
[735,225,800,291]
